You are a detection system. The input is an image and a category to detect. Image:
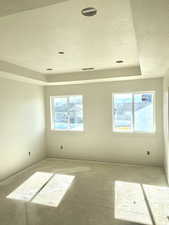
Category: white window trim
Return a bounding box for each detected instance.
[50,95,84,132]
[112,91,156,134]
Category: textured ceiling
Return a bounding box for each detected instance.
[0,0,168,84]
[0,0,139,75]
[0,0,68,17]
[131,0,169,76]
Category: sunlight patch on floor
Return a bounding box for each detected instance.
[7,172,53,201]
[115,181,153,225]
[32,174,75,207]
[143,184,169,225]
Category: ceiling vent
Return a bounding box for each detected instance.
[82,67,95,71]
[116,60,124,64]
[58,51,64,55]
[46,68,53,71]
[81,7,97,17]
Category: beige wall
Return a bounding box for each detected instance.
[163,75,169,182]
[0,77,46,181]
[45,78,164,166]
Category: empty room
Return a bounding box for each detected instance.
[0,0,169,225]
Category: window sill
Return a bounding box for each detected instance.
[50,129,84,132]
[112,130,156,136]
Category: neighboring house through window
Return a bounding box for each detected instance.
[112,92,155,133]
[51,95,83,131]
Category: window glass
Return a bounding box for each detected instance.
[53,97,68,130]
[113,92,155,133]
[113,94,133,132]
[51,96,83,131]
[69,96,83,130]
[134,93,154,132]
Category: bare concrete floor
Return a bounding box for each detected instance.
[0,158,167,225]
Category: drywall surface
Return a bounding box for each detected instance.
[45,78,164,166]
[0,77,46,181]
[163,75,169,182]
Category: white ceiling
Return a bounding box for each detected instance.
[0,0,139,74]
[0,0,168,84]
[131,0,169,76]
[0,0,68,17]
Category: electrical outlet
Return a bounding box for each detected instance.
[146,151,150,156]
[59,145,64,150]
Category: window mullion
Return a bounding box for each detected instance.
[112,94,114,131]
[132,94,135,132]
[67,97,70,130]
[51,97,55,130]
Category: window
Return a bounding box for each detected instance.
[112,92,155,133]
[51,95,84,131]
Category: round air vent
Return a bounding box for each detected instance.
[81,7,97,17]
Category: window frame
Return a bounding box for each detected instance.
[50,95,84,132]
[112,91,156,134]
